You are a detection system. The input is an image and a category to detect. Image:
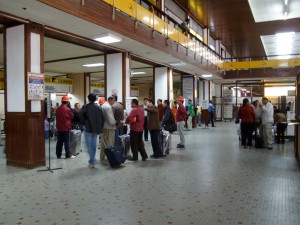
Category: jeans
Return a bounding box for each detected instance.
[144,117,148,140]
[56,131,71,158]
[130,130,148,160]
[177,121,185,145]
[241,122,254,147]
[197,114,202,126]
[149,129,161,156]
[85,131,98,165]
[114,127,123,152]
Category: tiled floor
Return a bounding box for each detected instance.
[0,122,299,225]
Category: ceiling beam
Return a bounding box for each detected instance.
[44,53,105,64]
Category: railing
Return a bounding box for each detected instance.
[102,0,223,67]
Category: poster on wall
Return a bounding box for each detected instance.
[202,100,208,109]
[182,75,194,105]
[91,82,105,95]
[28,72,44,100]
[130,86,139,97]
[44,75,73,93]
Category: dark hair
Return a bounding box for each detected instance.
[209,100,212,104]
[242,98,249,106]
[131,99,138,105]
[173,100,177,104]
[144,98,149,101]
[157,99,162,103]
[147,99,154,104]
[112,94,118,101]
[164,100,170,106]
[74,103,80,108]
[108,96,114,101]
[88,93,96,102]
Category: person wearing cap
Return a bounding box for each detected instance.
[176,96,187,148]
[55,95,74,159]
[99,96,116,161]
[80,93,105,168]
[260,97,274,150]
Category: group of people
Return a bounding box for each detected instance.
[237,97,288,150]
[52,94,198,168]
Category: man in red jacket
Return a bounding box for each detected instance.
[56,95,74,159]
[125,98,148,161]
[176,96,187,148]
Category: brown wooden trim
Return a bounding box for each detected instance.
[167,67,171,100]
[104,55,107,100]
[45,53,105,64]
[83,73,90,104]
[152,67,155,101]
[122,52,127,105]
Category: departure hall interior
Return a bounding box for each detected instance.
[0,0,300,225]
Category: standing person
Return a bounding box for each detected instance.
[197,102,202,127]
[99,96,116,161]
[238,98,255,149]
[252,100,262,137]
[141,98,149,141]
[161,100,175,154]
[187,99,195,130]
[80,93,105,168]
[71,103,81,130]
[176,96,187,148]
[274,109,287,144]
[55,95,74,159]
[206,100,215,127]
[145,99,161,158]
[260,97,274,150]
[157,99,164,123]
[125,98,148,161]
[111,95,124,152]
[44,117,50,140]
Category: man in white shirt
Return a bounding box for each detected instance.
[260,97,274,150]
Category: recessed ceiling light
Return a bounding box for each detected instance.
[83,63,105,67]
[201,74,212,77]
[93,33,122,44]
[131,72,146,75]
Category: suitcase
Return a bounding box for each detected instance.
[118,134,131,158]
[70,129,81,155]
[159,129,170,155]
[105,146,125,168]
[255,136,264,149]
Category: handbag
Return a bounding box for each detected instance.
[235,117,240,124]
[164,123,177,133]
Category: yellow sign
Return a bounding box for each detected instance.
[0,71,4,90]
[91,82,105,88]
[44,75,73,85]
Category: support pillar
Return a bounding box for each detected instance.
[5,23,45,168]
[154,67,172,102]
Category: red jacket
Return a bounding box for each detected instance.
[176,104,187,122]
[238,105,255,123]
[125,106,144,132]
[56,104,74,132]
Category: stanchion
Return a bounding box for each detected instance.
[38,93,62,173]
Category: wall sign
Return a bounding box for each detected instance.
[28,72,44,100]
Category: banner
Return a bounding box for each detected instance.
[28,73,44,100]
[0,71,4,90]
[44,75,73,93]
[130,86,139,97]
[91,82,105,95]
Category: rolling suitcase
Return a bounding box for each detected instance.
[70,129,81,156]
[105,146,125,168]
[255,136,264,149]
[159,129,170,155]
[118,134,131,158]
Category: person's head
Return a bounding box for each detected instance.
[147,99,154,107]
[188,99,192,104]
[112,94,118,101]
[177,96,184,105]
[61,95,69,105]
[157,99,162,105]
[131,98,139,107]
[74,103,81,111]
[242,98,249,106]
[252,100,258,107]
[209,100,213,104]
[262,97,269,105]
[185,18,190,23]
[173,100,177,107]
[108,96,115,106]
[98,97,105,105]
[56,102,59,106]
[87,93,96,103]
[143,98,149,105]
[163,100,170,107]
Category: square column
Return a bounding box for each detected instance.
[5,23,45,168]
[154,67,173,102]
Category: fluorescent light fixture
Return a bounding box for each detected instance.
[83,63,104,67]
[201,74,212,78]
[93,33,122,44]
[285,0,288,5]
[232,87,240,89]
[169,61,186,67]
[131,71,146,75]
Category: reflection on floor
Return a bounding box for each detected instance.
[0,122,299,225]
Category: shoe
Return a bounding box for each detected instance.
[150,155,159,159]
[88,164,95,168]
[159,154,167,158]
[65,155,76,159]
[177,144,185,148]
[142,156,148,161]
[212,126,216,127]
[267,146,273,150]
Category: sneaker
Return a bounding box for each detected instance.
[177,144,185,148]
[142,157,148,161]
[88,164,95,168]
[267,146,273,150]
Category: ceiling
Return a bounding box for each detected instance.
[175,0,300,59]
[0,0,299,86]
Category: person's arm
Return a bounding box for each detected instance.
[125,108,136,124]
